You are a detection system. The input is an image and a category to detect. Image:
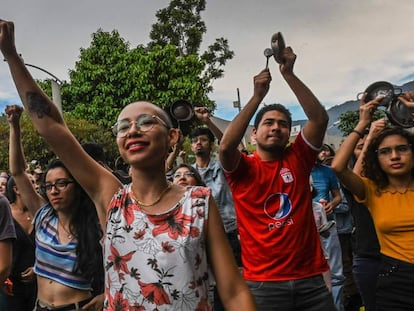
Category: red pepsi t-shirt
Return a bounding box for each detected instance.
[225,133,328,281]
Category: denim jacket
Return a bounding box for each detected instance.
[334,187,354,234]
[194,160,238,233]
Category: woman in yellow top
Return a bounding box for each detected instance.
[332,92,414,310]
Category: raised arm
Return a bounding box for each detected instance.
[6,105,45,213]
[194,106,223,142]
[331,94,381,200]
[0,20,120,229]
[219,68,271,171]
[353,119,387,176]
[279,47,328,147]
[165,129,184,172]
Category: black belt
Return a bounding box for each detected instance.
[36,296,92,311]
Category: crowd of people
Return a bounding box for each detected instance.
[1,17,414,311]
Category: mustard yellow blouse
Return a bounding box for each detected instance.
[357,177,414,264]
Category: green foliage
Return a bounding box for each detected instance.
[245,143,256,154]
[0,112,52,171]
[65,29,133,128]
[149,0,207,55]
[0,111,118,171]
[129,45,212,108]
[337,109,385,136]
[65,29,215,129]
[35,79,71,112]
[35,79,52,97]
[201,38,234,89]
[11,0,235,165]
[65,113,119,167]
[149,0,234,92]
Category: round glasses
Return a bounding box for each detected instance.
[112,114,170,138]
[42,179,74,193]
[173,172,196,179]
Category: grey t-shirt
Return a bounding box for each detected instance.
[0,195,16,241]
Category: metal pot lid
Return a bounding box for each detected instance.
[364,81,394,106]
[386,99,414,128]
[170,100,194,121]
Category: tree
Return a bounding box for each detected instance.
[337,109,385,136]
[35,79,72,113]
[200,38,234,92]
[64,29,133,128]
[0,110,118,171]
[64,29,213,129]
[149,0,234,91]
[40,0,233,134]
[149,0,206,56]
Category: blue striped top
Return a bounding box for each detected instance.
[33,204,91,291]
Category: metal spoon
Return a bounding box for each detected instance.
[263,48,273,69]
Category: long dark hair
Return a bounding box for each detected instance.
[6,176,17,203]
[363,127,414,190]
[41,159,103,293]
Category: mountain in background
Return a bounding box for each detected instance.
[293,80,414,136]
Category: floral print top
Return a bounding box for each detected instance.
[104,184,212,311]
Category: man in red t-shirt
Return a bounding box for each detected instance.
[219,45,335,310]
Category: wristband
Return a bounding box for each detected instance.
[351,129,364,139]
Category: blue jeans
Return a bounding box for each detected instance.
[246,275,335,311]
[352,256,380,311]
[320,224,345,311]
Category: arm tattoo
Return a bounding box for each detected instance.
[26,92,51,118]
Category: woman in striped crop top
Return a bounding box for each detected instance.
[7,105,104,311]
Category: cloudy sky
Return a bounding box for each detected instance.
[2,0,414,122]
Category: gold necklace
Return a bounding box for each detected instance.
[133,182,173,207]
[59,221,73,239]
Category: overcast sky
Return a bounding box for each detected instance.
[1,0,414,122]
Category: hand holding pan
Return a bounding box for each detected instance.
[271,32,285,64]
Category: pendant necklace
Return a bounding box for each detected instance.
[133,182,173,207]
[21,206,32,221]
[59,221,73,239]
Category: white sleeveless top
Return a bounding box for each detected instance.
[104,185,212,311]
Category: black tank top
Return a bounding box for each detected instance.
[10,219,35,281]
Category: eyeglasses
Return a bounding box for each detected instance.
[112,114,170,138]
[42,179,74,193]
[173,172,196,179]
[376,144,412,157]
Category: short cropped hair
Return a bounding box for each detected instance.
[254,103,292,129]
[190,127,215,142]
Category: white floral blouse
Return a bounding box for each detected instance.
[104,184,212,311]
